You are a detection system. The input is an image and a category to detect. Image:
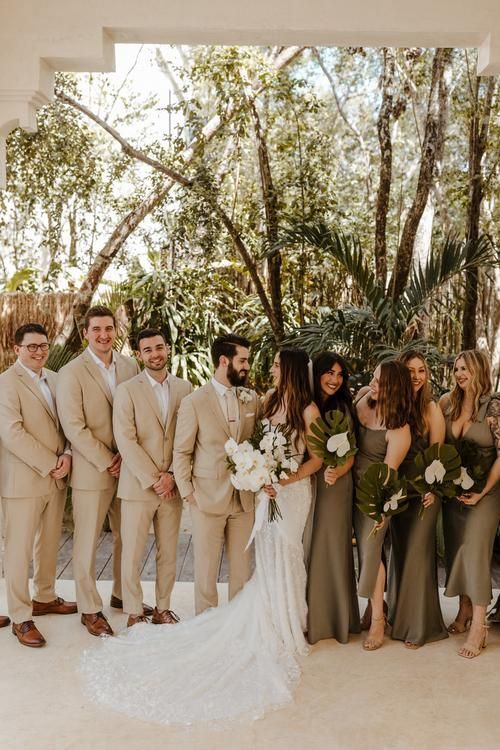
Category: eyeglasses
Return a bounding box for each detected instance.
[19,343,50,353]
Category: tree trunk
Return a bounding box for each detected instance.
[249,100,284,339]
[61,183,173,350]
[389,48,453,299]
[374,48,395,287]
[462,75,496,350]
[57,47,305,348]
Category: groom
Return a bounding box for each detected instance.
[173,334,260,613]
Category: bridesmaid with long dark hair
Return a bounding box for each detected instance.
[439,350,500,658]
[306,352,360,644]
[388,350,448,648]
[353,360,412,650]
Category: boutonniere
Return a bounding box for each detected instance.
[237,387,253,404]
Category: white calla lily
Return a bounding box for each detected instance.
[326,432,350,457]
[453,466,474,490]
[424,459,446,485]
[383,487,405,513]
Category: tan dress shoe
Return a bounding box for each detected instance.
[81,612,114,637]
[32,597,78,616]
[110,595,153,617]
[127,614,150,627]
[12,620,46,648]
[151,607,180,625]
[0,614,11,628]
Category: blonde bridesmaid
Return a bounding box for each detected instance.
[439,350,500,658]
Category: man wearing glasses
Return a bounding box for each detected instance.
[0,323,76,647]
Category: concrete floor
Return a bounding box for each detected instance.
[0,579,499,750]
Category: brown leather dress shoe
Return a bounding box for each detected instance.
[81,612,114,637]
[152,607,180,625]
[127,614,150,627]
[12,620,46,648]
[0,614,11,628]
[32,597,78,616]
[110,595,153,617]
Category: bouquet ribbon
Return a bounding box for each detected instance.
[245,485,282,551]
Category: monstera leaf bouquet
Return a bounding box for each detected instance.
[307,409,358,475]
[356,463,408,537]
[452,439,496,495]
[410,443,461,515]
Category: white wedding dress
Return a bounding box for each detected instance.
[80,433,312,726]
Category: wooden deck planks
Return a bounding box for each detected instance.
[41,531,498,587]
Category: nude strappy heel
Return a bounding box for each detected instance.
[458,624,489,659]
[363,615,386,651]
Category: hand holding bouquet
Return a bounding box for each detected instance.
[410,443,461,515]
[356,462,408,537]
[225,418,298,525]
[453,439,495,496]
[308,409,357,484]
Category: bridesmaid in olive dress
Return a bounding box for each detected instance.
[353,360,412,650]
[439,350,500,659]
[306,352,360,644]
[388,351,448,648]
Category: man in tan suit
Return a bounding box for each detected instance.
[173,334,259,614]
[0,323,76,648]
[57,306,141,636]
[113,328,192,626]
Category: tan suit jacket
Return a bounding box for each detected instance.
[56,349,139,490]
[173,382,259,514]
[114,371,193,501]
[0,362,67,497]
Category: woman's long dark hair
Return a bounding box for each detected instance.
[398,350,432,437]
[263,348,312,438]
[313,351,356,427]
[376,360,413,430]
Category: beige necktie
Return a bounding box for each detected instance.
[225,389,239,439]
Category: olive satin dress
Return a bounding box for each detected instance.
[442,396,500,606]
[306,454,360,644]
[353,425,390,599]
[388,433,448,645]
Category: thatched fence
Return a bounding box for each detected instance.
[0,292,75,372]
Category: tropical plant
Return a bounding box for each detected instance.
[278,224,498,372]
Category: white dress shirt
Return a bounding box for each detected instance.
[211,377,239,436]
[145,370,170,425]
[17,360,56,417]
[87,346,117,397]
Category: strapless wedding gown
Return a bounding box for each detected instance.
[80,440,312,726]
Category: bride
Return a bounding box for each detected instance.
[81,347,322,726]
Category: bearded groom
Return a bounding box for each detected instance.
[173,334,259,614]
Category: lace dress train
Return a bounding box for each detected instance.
[80,477,312,726]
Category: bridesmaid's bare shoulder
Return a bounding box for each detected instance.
[438,392,451,414]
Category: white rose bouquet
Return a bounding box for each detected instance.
[225,418,299,527]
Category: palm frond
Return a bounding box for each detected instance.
[276,223,387,312]
[400,234,498,321]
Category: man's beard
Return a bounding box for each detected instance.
[227,360,248,387]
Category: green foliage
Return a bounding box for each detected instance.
[280,224,498,374]
[356,463,408,529]
[453,439,496,494]
[307,409,358,467]
[411,442,462,500]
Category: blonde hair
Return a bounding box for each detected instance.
[449,349,492,421]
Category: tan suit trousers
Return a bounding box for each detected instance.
[72,487,121,613]
[121,496,183,615]
[190,496,253,614]
[2,489,65,623]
